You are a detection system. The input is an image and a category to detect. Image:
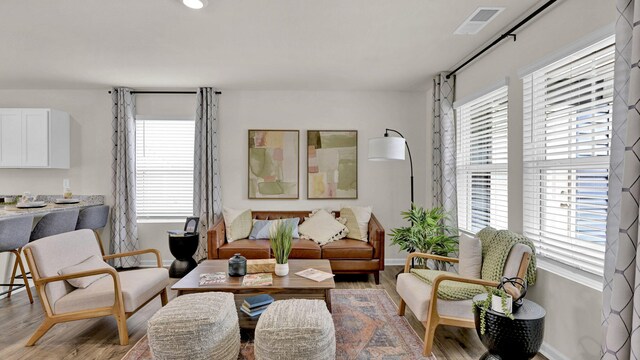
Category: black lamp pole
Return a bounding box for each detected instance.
[384,128,414,206]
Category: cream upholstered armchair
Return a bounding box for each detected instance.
[396,228,534,356]
[23,229,169,346]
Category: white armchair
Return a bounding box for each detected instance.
[23,229,169,346]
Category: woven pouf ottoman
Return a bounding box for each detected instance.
[147,292,240,360]
[255,299,336,360]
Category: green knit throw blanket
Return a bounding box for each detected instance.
[411,269,486,300]
[410,227,536,301]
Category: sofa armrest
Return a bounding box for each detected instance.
[368,214,385,270]
[207,217,226,259]
[103,249,163,268]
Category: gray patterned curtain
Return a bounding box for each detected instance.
[601,0,640,358]
[432,73,458,231]
[110,88,140,268]
[193,88,223,262]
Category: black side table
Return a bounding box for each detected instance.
[168,233,199,278]
[472,294,546,360]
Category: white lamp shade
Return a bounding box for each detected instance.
[368,137,406,161]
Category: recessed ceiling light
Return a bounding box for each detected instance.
[182,0,208,10]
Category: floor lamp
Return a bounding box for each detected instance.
[368,128,414,205]
[368,128,415,272]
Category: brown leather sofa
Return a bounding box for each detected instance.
[207,210,385,284]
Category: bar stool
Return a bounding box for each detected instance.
[76,205,110,255]
[0,215,34,303]
[29,208,80,242]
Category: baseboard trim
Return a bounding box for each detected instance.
[385,259,406,266]
[539,341,571,360]
[143,259,407,268]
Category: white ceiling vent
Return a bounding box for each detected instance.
[454,7,504,35]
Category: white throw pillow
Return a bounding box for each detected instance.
[299,209,348,245]
[340,206,372,241]
[223,207,253,242]
[458,233,483,279]
[58,255,114,289]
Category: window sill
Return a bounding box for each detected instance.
[536,257,603,292]
[137,218,185,224]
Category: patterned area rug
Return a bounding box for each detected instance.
[121,289,435,360]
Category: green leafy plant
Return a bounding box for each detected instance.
[472,287,515,335]
[270,221,293,264]
[390,205,458,269]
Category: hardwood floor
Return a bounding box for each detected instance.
[0,266,546,360]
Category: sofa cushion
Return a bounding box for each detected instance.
[299,209,348,245]
[321,239,373,259]
[289,239,321,259]
[249,218,300,239]
[219,239,271,259]
[58,254,114,289]
[54,267,169,314]
[340,206,372,241]
[223,208,253,242]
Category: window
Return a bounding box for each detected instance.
[135,117,195,219]
[522,36,614,276]
[456,86,509,233]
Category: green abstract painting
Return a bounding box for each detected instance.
[248,130,299,199]
[307,130,357,199]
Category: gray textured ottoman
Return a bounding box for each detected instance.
[255,299,336,360]
[147,292,240,360]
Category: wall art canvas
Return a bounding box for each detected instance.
[248,130,299,199]
[307,130,357,199]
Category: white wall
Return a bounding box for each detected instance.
[454,0,615,358]
[218,90,428,261]
[0,89,427,281]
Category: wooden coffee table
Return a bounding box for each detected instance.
[171,259,335,329]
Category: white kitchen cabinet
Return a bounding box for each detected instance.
[0,108,70,169]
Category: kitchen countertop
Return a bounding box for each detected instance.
[0,195,105,218]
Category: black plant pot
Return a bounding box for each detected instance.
[473,301,545,360]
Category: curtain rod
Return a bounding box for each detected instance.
[107,90,222,95]
[446,0,558,79]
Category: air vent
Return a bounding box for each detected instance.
[454,7,504,35]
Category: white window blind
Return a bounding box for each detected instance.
[456,86,509,233]
[523,36,614,276]
[136,118,195,218]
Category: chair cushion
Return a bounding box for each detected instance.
[503,243,532,279]
[321,239,373,259]
[458,233,482,279]
[396,273,473,322]
[23,229,103,308]
[223,208,253,242]
[340,206,372,241]
[219,239,271,259]
[58,254,114,288]
[53,267,169,314]
[289,238,321,259]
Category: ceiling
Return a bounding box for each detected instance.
[0,0,541,91]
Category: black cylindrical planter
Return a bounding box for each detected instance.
[473,295,546,360]
[168,233,199,278]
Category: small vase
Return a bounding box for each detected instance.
[491,294,512,314]
[275,263,289,276]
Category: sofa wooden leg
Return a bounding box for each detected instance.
[115,309,129,345]
[422,316,439,356]
[373,271,380,285]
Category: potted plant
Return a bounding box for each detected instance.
[389,205,458,270]
[473,287,515,335]
[270,221,293,276]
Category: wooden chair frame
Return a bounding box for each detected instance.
[23,235,168,347]
[397,251,531,356]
